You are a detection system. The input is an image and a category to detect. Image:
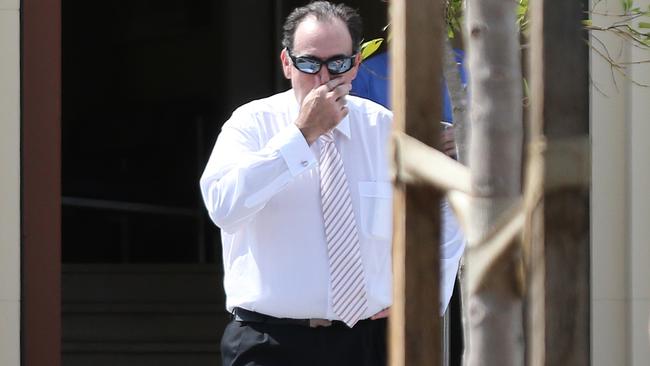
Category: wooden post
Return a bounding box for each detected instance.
[527,0,590,364]
[21,0,62,365]
[389,0,443,365]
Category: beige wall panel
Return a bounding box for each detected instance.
[629,14,650,364]
[629,45,650,303]
[590,21,628,302]
[631,300,650,366]
[592,300,628,366]
[0,10,20,301]
[0,301,20,366]
[0,8,20,366]
[590,2,629,366]
[0,0,18,10]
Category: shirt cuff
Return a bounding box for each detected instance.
[267,123,317,176]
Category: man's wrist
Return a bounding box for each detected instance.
[296,123,320,146]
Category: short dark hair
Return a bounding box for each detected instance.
[282,1,363,53]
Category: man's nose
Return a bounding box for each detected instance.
[317,66,330,84]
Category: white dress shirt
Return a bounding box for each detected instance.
[200,89,464,320]
[440,199,465,314]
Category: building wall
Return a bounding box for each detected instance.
[591,0,650,365]
[0,0,21,365]
[627,13,650,363]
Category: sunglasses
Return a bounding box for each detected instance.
[287,49,357,75]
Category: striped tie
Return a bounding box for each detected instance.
[319,131,368,327]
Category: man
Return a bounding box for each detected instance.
[200,2,463,365]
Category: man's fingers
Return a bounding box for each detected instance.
[314,82,331,95]
[313,79,348,99]
[330,83,351,102]
[332,80,351,93]
[326,77,346,91]
[371,308,390,320]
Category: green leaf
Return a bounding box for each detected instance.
[360,38,384,61]
[582,19,593,26]
[639,22,650,29]
[523,78,530,99]
[622,0,632,12]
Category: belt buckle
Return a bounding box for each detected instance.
[308,319,332,328]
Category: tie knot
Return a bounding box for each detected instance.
[321,131,335,143]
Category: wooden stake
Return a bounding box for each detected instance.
[389,0,443,365]
[527,0,591,364]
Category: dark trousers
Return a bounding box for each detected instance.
[221,316,387,366]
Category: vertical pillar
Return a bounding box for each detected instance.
[21,0,62,365]
[527,0,590,364]
[389,0,443,365]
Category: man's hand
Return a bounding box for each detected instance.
[295,78,351,145]
[371,307,390,320]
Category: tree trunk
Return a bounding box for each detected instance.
[463,0,524,364]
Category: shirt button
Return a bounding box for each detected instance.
[301,160,309,167]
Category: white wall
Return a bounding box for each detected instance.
[591,1,650,365]
[0,0,21,365]
[627,17,650,364]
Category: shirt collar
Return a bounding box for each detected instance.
[288,89,352,140]
[334,115,351,140]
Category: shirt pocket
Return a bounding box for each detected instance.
[357,181,393,240]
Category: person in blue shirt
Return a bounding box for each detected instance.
[352,48,466,159]
[351,49,466,122]
[352,46,467,366]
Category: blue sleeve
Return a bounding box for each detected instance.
[351,67,371,101]
[353,50,465,120]
[351,52,390,109]
[442,48,467,123]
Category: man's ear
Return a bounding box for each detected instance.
[349,52,362,80]
[280,49,292,79]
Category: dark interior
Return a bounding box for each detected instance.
[62,0,389,264]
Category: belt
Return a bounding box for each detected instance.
[232,307,344,328]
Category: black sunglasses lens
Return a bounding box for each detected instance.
[327,57,353,74]
[294,57,321,74]
[290,52,355,75]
